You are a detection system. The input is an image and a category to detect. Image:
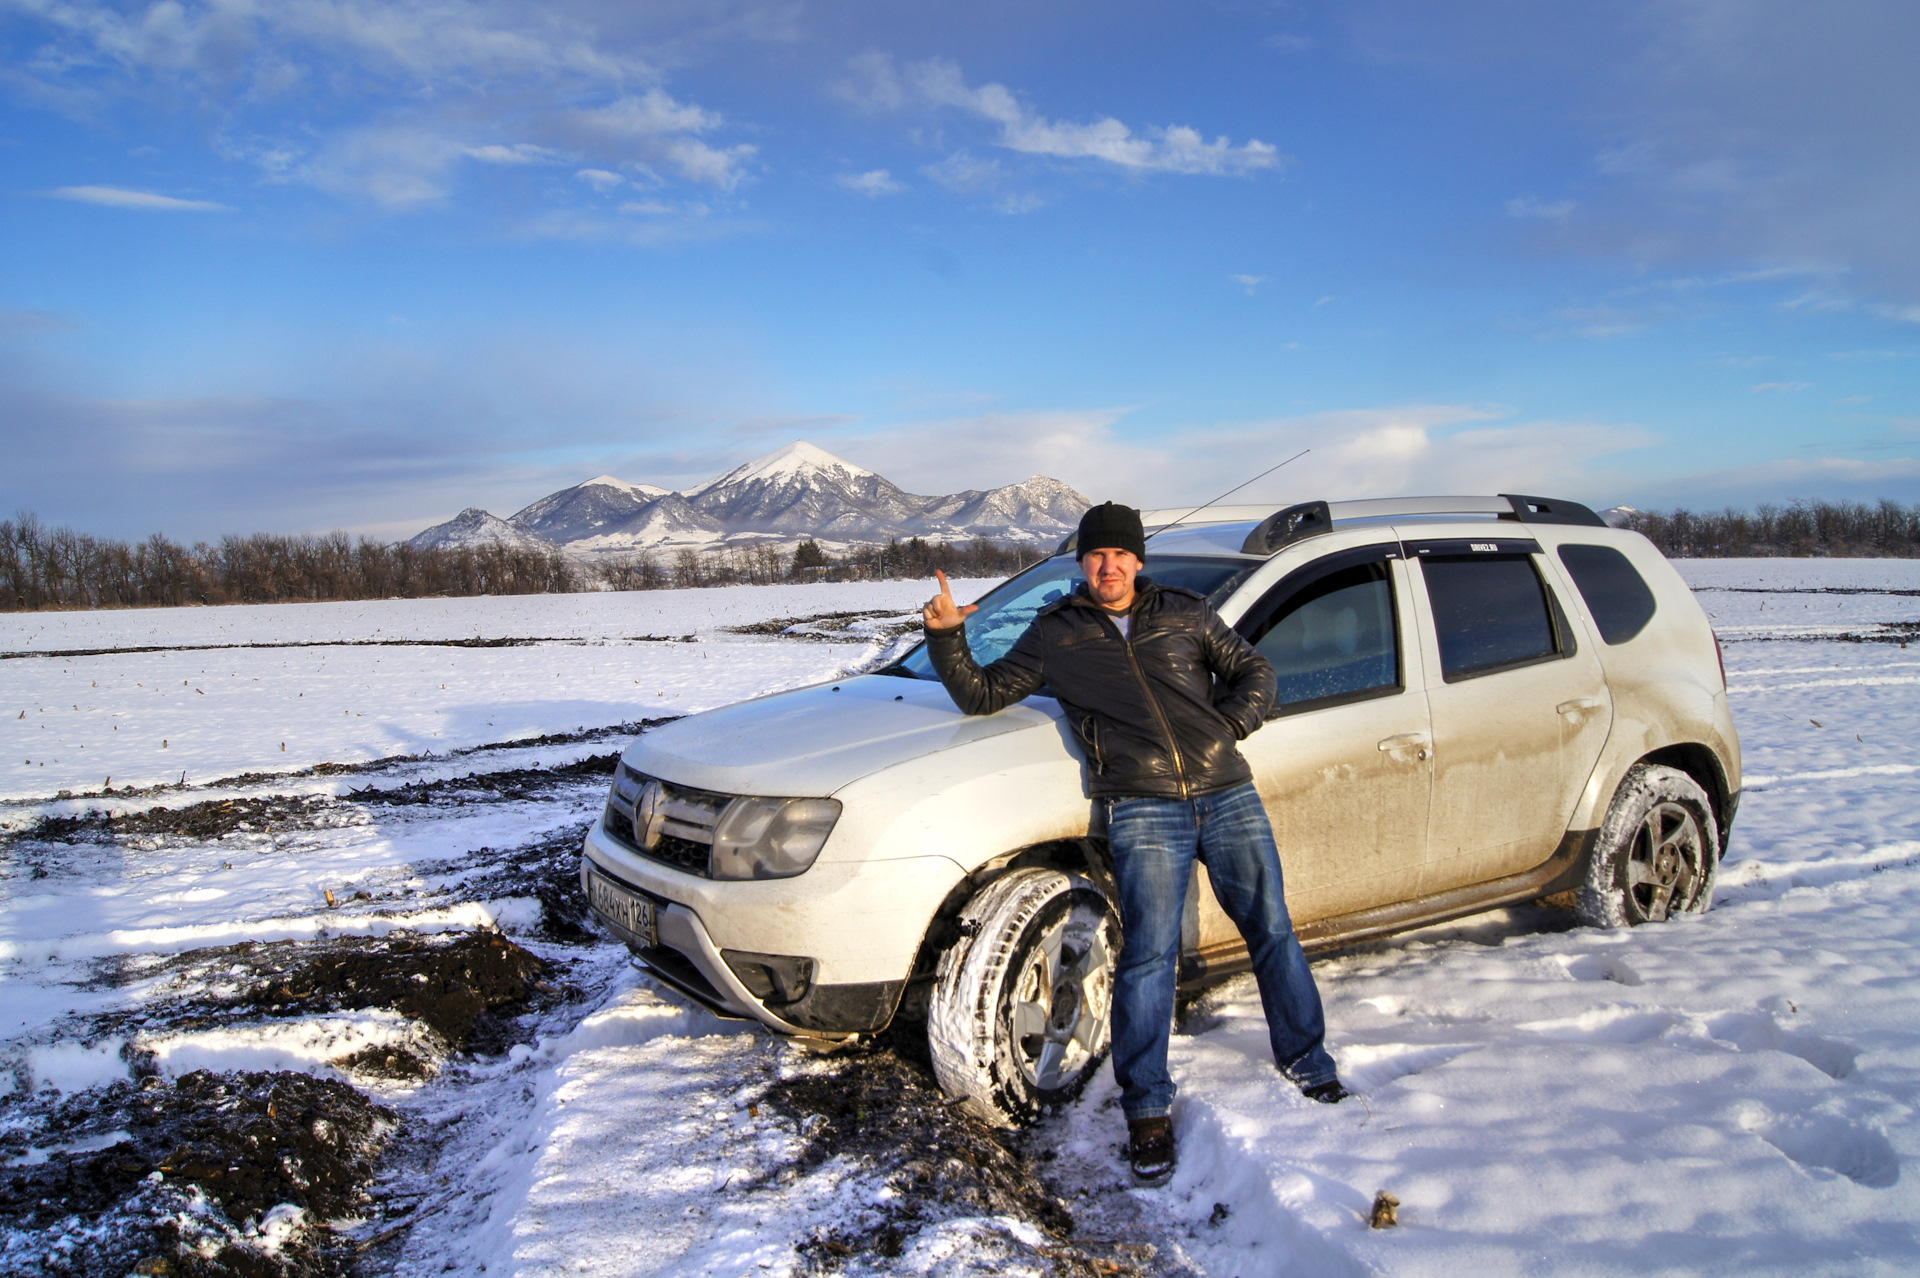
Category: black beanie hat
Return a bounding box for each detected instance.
[1076,501,1146,561]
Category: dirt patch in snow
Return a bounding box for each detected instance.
[104,930,570,1057]
[347,753,618,809]
[723,610,921,642]
[428,822,602,944]
[4,755,621,851]
[0,1069,389,1277]
[15,795,344,846]
[766,1046,1153,1275]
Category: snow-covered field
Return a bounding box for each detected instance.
[1,581,969,803]
[3,561,1919,1276]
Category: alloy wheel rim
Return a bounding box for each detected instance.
[1009,896,1114,1092]
[1623,800,1705,922]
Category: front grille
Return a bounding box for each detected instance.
[603,764,730,878]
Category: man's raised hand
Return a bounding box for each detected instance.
[922,569,979,632]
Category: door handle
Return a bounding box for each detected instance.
[1377,732,1431,761]
[1556,697,1604,715]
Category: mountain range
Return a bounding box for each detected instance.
[410,441,1091,559]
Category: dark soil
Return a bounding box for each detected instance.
[0,1069,389,1277]
[433,823,602,944]
[1,717,675,809]
[101,930,567,1056]
[4,754,624,849]
[1733,622,1920,645]
[348,753,618,808]
[0,635,715,661]
[767,1046,1149,1275]
[17,795,341,846]
[228,930,552,1048]
[724,609,919,640]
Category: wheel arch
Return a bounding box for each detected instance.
[890,837,1114,1027]
[1636,743,1734,858]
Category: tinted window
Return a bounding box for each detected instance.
[891,555,1255,678]
[1558,544,1657,644]
[1421,556,1560,680]
[1249,563,1399,709]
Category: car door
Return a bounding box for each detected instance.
[1406,537,1612,895]
[1201,544,1434,939]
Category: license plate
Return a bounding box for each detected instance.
[588,870,658,948]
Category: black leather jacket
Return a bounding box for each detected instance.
[925,576,1277,799]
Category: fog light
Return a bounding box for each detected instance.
[722,950,815,1005]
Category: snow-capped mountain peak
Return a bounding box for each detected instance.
[577,474,672,498]
[412,440,1091,558]
[686,441,874,497]
[408,508,555,553]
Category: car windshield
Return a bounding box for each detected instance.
[887,554,1256,682]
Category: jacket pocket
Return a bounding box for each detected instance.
[1076,715,1105,774]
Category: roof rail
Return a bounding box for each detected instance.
[1055,493,1606,556]
[1498,493,1607,527]
[1241,501,1332,555]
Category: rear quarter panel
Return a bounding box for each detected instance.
[1534,528,1741,833]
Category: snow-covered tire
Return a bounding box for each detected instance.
[927,867,1119,1128]
[1576,763,1719,929]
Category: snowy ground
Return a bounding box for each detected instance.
[3,563,1919,1275]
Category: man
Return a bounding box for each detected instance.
[921,500,1345,1185]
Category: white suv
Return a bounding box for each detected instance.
[579,495,1740,1124]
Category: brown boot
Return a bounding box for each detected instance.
[1127,1115,1176,1184]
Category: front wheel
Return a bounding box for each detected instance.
[927,867,1119,1128]
[1576,764,1719,928]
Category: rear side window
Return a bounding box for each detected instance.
[1558,544,1657,644]
[1246,561,1400,711]
[1421,556,1566,680]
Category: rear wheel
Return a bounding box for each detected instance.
[1577,764,1719,928]
[927,867,1119,1127]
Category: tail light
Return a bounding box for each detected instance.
[1712,629,1727,691]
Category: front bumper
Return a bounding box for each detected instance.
[579,816,963,1037]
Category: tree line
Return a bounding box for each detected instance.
[1615,499,1920,559]
[578,536,1048,590]
[0,514,1053,612]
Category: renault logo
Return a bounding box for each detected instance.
[634,779,667,850]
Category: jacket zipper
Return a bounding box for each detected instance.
[1112,607,1191,799]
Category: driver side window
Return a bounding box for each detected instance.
[1244,558,1402,715]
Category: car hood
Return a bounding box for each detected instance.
[623,674,1063,796]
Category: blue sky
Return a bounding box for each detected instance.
[2,0,1915,542]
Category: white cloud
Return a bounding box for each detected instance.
[851,54,1282,177]
[1505,196,1575,220]
[1233,274,1267,294]
[48,185,226,211]
[924,149,1001,194]
[837,169,903,196]
[834,404,1653,509]
[301,126,466,205]
[1751,381,1812,393]
[564,91,756,190]
[576,168,623,192]
[11,2,757,211]
[464,143,560,166]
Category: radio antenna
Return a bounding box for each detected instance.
[1143,448,1311,541]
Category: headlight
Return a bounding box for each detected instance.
[708,797,842,880]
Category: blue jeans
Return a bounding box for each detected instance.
[1105,782,1337,1119]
